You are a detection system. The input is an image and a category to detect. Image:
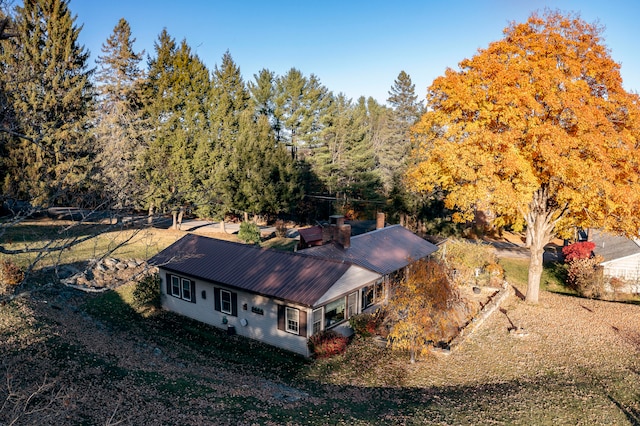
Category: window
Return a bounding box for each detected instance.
[324,297,346,327]
[171,275,181,297]
[220,289,232,314]
[277,305,307,337]
[362,279,384,309]
[181,278,192,301]
[286,307,299,334]
[214,287,237,316]
[312,308,323,334]
[347,292,357,317]
[166,274,195,303]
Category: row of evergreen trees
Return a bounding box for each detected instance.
[0,0,426,226]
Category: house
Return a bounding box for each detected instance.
[591,230,640,292]
[150,221,438,357]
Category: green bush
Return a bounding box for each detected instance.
[238,221,261,245]
[349,313,379,338]
[307,330,349,358]
[132,273,161,307]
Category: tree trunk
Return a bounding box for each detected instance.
[220,220,226,233]
[147,202,154,224]
[526,244,544,303]
[171,210,178,230]
[524,186,563,304]
[177,206,185,230]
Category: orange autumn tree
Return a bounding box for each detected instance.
[387,259,463,363]
[407,10,640,303]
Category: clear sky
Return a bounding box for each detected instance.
[69,0,640,105]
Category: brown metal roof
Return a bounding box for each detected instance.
[149,234,352,307]
[300,225,438,275]
[298,225,323,243]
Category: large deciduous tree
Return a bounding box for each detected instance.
[407,11,640,303]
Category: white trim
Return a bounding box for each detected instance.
[285,307,299,334]
[312,307,323,334]
[220,289,232,314]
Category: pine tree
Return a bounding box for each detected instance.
[274,68,329,159]
[0,0,94,207]
[377,71,423,195]
[141,31,210,227]
[94,18,145,213]
[203,51,250,219]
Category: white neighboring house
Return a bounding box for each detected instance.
[149,224,439,357]
[591,230,640,293]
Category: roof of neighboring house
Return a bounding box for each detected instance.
[591,230,640,263]
[298,225,323,243]
[149,234,379,307]
[300,224,439,275]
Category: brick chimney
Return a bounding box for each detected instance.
[376,212,385,230]
[338,224,351,249]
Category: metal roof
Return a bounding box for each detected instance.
[149,234,365,307]
[300,224,439,275]
[298,225,323,243]
[591,230,640,263]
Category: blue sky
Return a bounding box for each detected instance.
[70,0,640,104]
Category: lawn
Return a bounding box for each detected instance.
[1,220,640,424]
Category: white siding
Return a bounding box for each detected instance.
[159,269,311,356]
[602,254,640,281]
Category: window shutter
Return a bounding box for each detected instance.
[277,305,285,331]
[214,287,221,312]
[299,309,307,338]
[231,292,238,316]
[165,273,172,295]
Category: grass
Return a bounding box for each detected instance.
[499,256,573,294]
[2,220,640,424]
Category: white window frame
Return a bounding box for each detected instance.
[285,307,299,334]
[312,308,323,334]
[181,278,192,301]
[171,275,181,297]
[347,292,357,318]
[220,289,232,314]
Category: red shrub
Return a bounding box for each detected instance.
[562,241,595,262]
[307,330,349,358]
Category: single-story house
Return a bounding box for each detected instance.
[591,230,640,292]
[150,222,438,357]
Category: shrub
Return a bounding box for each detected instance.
[275,220,287,238]
[238,221,261,245]
[562,241,595,262]
[132,273,161,307]
[0,259,24,288]
[307,330,349,358]
[349,312,379,338]
[566,255,604,298]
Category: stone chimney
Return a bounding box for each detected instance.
[338,224,351,249]
[376,212,385,230]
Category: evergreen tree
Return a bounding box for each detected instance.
[94,18,145,212]
[141,31,210,227]
[203,51,250,219]
[274,68,329,159]
[377,71,423,195]
[0,0,94,207]
[310,94,380,214]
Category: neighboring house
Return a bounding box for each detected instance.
[150,221,438,357]
[591,230,640,292]
[297,225,323,249]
